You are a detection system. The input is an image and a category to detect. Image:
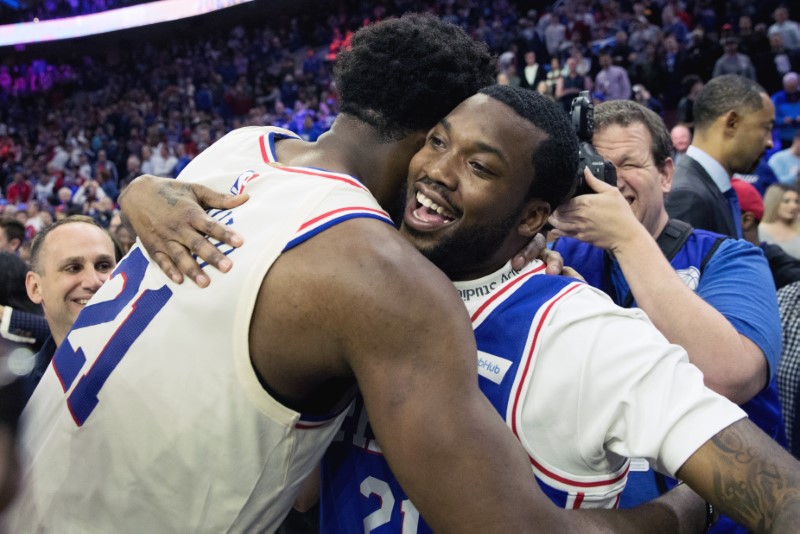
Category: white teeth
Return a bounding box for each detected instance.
[416,190,454,220]
[417,191,439,210]
[77,299,88,305]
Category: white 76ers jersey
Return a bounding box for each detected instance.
[2,127,396,533]
[320,261,746,533]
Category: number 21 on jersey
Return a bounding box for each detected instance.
[362,475,421,533]
[52,247,173,426]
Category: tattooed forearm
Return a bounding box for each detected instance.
[699,421,800,533]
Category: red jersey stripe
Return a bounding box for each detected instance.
[530,455,631,488]
[470,263,547,323]
[299,206,391,231]
[510,282,582,434]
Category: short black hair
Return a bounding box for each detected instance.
[29,215,111,274]
[694,75,768,131]
[0,218,25,250]
[681,74,702,94]
[594,100,673,171]
[335,13,494,142]
[478,85,579,210]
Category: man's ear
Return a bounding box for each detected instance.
[26,271,43,305]
[740,211,756,231]
[517,199,551,237]
[723,110,740,136]
[661,157,675,194]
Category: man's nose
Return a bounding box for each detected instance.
[82,268,106,292]
[424,155,458,190]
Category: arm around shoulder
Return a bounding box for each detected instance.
[331,222,559,532]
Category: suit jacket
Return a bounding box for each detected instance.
[519,63,546,91]
[7,308,49,351]
[665,155,738,238]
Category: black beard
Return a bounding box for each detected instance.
[404,204,523,281]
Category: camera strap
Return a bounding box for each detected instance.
[655,219,694,262]
[619,218,694,308]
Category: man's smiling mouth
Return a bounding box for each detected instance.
[415,191,456,222]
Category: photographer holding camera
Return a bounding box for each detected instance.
[72,180,107,208]
[550,99,784,533]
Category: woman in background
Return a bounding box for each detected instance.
[760,185,800,258]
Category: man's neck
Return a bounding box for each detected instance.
[448,234,532,282]
[690,138,731,175]
[743,226,761,247]
[651,211,670,240]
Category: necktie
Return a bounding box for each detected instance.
[723,187,743,239]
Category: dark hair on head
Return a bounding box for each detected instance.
[29,215,110,274]
[0,252,39,314]
[594,100,673,170]
[0,218,25,250]
[681,74,702,94]
[477,85,579,210]
[694,75,768,131]
[334,12,494,142]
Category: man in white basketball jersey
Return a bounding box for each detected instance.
[127,87,800,532]
[1,216,117,514]
[2,14,702,534]
[317,87,800,532]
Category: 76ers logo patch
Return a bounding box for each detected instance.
[229,170,261,195]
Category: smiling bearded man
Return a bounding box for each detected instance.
[318,85,800,534]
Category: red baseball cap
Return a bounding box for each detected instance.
[731,178,764,221]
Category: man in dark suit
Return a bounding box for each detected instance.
[519,50,546,91]
[666,74,775,238]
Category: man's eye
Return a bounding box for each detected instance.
[429,135,445,147]
[470,162,492,175]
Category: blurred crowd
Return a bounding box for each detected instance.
[1,0,800,261]
[2,2,800,527]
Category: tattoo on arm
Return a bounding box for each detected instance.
[705,423,800,532]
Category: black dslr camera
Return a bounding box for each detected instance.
[570,91,616,196]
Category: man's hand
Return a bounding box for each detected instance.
[548,168,647,254]
[510,233,584,278]
[512,233,555,271]
[119,174,248,287]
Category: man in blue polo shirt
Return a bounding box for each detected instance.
[551,99,783,533]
